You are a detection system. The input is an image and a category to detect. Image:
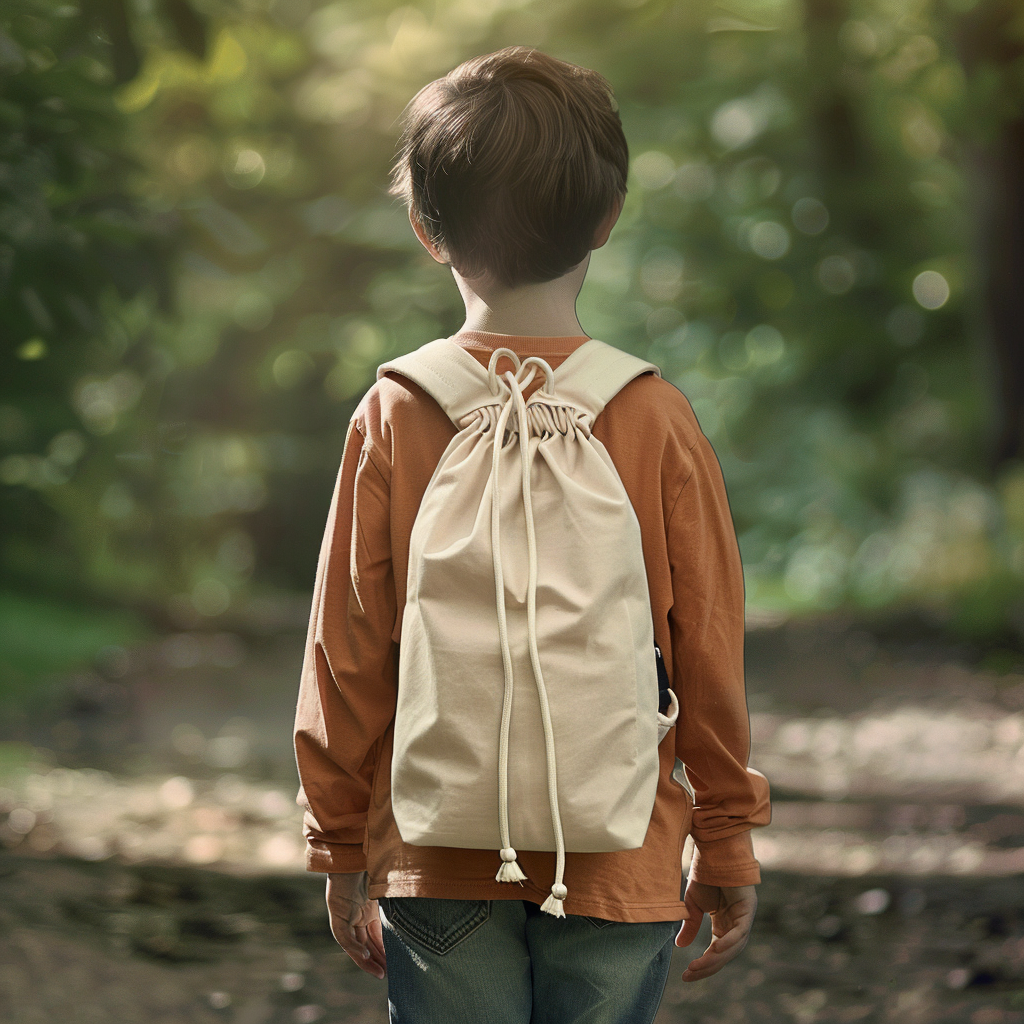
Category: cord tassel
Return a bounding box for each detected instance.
[495,846,527,884]
[540,882,567,918]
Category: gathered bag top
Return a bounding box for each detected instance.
[376,337,679,917]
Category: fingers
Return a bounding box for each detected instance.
[682,880,724,916]
[326,904,387,980]
[365,946,387,978]
[675,911,703,948]
[338,928,386,979]
[353,917,387,976]
[676,883,713,948]
[680,919,752,982]
[367,915,388,964]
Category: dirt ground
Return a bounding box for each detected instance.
[2,607,1024,1023]
[1,854,1022,1024]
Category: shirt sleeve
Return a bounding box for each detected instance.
[667,427,771,886]
[293,414,398,874]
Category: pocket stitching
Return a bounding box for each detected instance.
[385,899,491,956]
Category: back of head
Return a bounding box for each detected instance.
[390,46,628,289]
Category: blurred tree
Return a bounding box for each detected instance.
[2,0,1024,654]
[0,0,174,605]
[949,0,1024,470]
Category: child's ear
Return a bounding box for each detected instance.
[591,196,624,250]
[409,209,449,265]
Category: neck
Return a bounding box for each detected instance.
[453,255,590,337]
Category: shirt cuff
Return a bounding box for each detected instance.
[305,838,368,874]
[688,830,761,887]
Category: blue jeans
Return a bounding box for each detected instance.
[378,896,680,1023]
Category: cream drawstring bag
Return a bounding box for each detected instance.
[376,337,680,917]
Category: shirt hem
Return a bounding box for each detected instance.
[366,878,691,923]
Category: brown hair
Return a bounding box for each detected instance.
[389,46,628,288]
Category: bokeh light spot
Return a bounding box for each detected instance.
[745,325,785,366]
[632,151,676,191]
[227,148,266,189]
[912,270,950,309]
[711,99,763,150]
[749,221,790,260]
[791,197,829,235]
[838,20,878,57]
[673,162,715,201]
[639,247,684,302]
[273,350,316,388]
[816,255,856,295]
[16,338,47,360]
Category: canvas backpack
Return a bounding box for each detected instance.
[375,337,681,917]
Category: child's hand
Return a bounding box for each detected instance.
[326,871,387,980]
[674,881,757,982]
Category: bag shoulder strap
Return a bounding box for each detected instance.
[550,338,662,424]
[377,338,492,425]
[377,337,661,428]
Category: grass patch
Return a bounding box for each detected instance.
[0,741,44,781]
[0,591,151,705]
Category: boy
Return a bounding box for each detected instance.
[294,46,771,1022]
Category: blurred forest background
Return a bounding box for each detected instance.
[6,4,1024,1019]
[4,0,1024,699]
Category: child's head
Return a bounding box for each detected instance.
[390,46,628,290]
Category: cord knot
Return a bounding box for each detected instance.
[540,882,568,918]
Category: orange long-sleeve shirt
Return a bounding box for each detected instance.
[294,330,771,923]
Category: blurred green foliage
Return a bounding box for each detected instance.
[0,590,146,702]
[0,0,174,607]
[3,0,1024,668]
[0,741,39,781]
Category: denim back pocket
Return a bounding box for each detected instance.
[380,897,491,956]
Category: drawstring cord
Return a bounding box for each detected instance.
[487,348,569,918]
[490,351,527,887]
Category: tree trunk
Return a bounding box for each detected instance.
[953,0,1024,470]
